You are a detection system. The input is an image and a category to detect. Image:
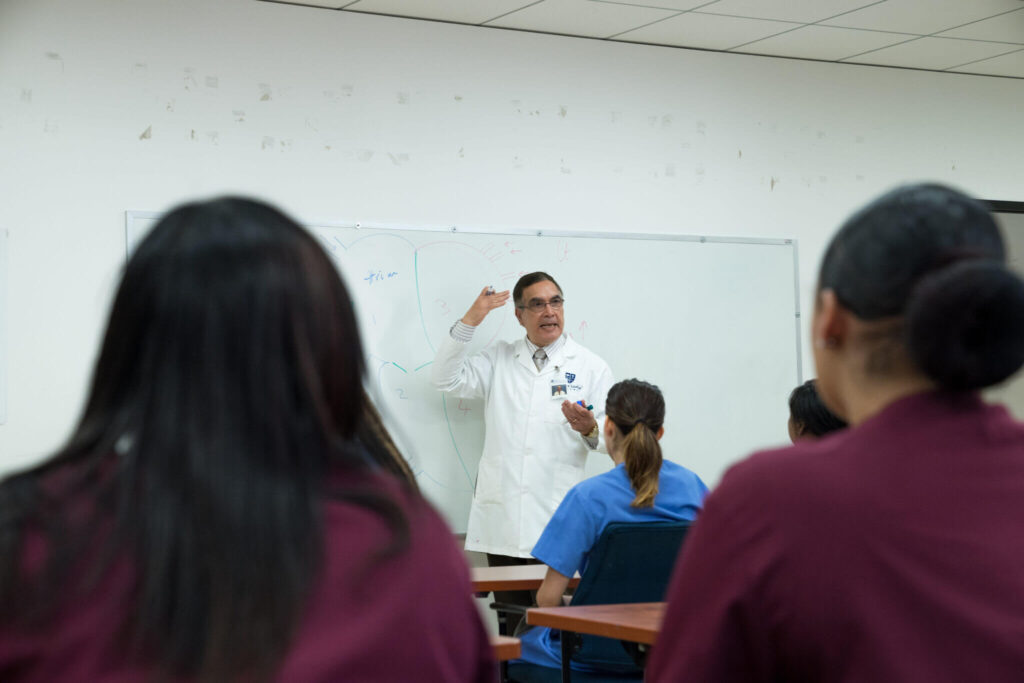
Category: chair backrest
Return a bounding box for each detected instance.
[567,520,692,674]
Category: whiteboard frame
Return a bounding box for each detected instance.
[125,211,804,380]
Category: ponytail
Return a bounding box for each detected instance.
[621,422,662,508]
[604,379,666,509]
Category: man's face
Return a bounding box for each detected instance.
[515,280,564,346]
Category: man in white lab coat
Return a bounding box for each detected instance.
[432,272,614,625]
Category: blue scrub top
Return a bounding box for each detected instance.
[518,460,708,673]
[532,460,708,578]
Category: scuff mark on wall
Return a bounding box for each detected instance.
[388,152,410,165]
[166,100,175,112]
[46,52,64,73]
[205,76,219,89]
[258,83,272,101]
[661,115,672,128]
[132,62,147,77]
[770,177,778,191]
[20,89,31,103]
[696,121,706,136]
[454,95,463,102]
[184,68,198,91]
[665,164,676,177]
[207,131,219,145]
[233,109,245,122]
[43,119,58,134]
[261,136,275,150]
[558,106,567,118]
[139,125,152,140]
[397,92,409,104]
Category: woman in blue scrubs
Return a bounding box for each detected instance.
[516,378,708,671]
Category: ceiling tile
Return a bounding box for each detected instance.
[937,8,1024,44]
[344,0,538,24]
[264,0,352,7]
[588,0,712,10]
[696,0,882,24]
[949,47,1024,77]
[739,25,917,61]
[844,36,1022,70]
[617,11,801,49]
[486,0,679,38]
[823,0,1024,35]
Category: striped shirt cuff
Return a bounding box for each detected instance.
[450,320,477,343]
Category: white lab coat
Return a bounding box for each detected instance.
[432,333,615,557]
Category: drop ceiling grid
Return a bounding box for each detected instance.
[258,0,1024,78]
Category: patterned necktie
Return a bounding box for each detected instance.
[533,348,547,371]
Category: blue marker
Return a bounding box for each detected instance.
[576,400,594,410]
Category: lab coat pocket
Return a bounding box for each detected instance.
[551,463,582,507]
[475,457,502,504]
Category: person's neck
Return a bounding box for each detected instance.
[840,375,937,426]
[527,334,558,348]
[609,449,625,466]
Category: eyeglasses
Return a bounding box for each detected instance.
[518,297,564,313]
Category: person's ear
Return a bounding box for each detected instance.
[603,417,616,442]
[813,289,847,351]
[514,306,525,327]
[655,426,664,442]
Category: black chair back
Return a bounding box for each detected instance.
[566,520,691,674]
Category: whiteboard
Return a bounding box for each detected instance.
[127,212,801,531]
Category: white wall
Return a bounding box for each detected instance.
[1,0,1022,472]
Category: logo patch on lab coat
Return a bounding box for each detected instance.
[565,372,576,383]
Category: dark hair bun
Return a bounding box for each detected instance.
[907,260,1024,390]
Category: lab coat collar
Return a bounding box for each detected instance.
[513,334,578,374]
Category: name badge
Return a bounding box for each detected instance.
[550,378,568,399]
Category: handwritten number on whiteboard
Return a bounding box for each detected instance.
[396,389,409,400]
[458,399,471,415]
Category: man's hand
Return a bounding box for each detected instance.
[461,286,511,326]
[561,400,597,435]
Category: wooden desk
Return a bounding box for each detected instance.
[525,602,665,683]
[491,635,521,661]
[471,564,580,593]
[526,602,664,645]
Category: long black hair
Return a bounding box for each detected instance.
[818,183,1024,391]
[0,197,417,680]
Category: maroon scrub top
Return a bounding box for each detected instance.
[0,471,495,682]
[648,391,1024,683]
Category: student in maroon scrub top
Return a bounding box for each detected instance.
[648,184,1024,683]
[0,198,495,682]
